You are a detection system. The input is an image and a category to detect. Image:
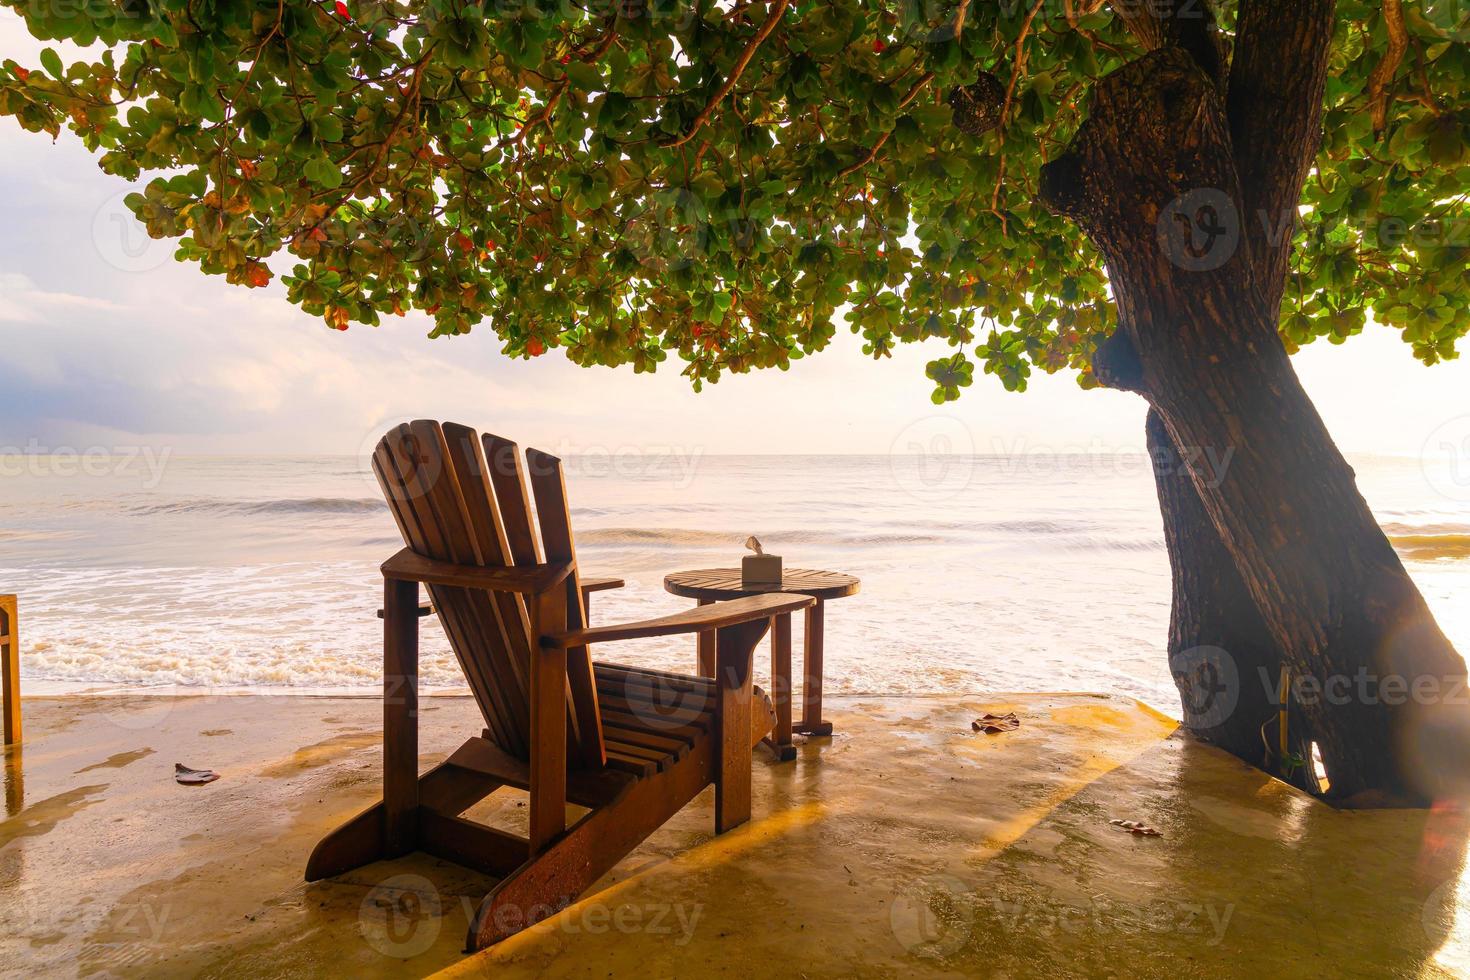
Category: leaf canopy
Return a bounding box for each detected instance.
[2,0,1466,401]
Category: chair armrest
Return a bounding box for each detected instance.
[376,602,433,620]
[381,548,574,594]
[580,576,625,598]
[541,593,813,649]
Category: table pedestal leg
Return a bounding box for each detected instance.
[696,598,716,676]
[794,600,833,736]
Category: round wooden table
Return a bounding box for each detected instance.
[663,568,860,758]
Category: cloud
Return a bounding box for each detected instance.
[0,272,126,322]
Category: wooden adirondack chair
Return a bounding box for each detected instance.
[305,420,813,951]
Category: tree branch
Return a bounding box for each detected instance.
[1365,0,1406,133]
[837,72,936,179]
[1066,0,1106,30]
[999,0,1047,134]
[990,0,1047,212]
[953,0,972,37]
[1227,0,1337,314]
[664,0,791,149]
[497,80,568,150]
[838,132,890,179]
[1109,0,1165,50]
[1108,0,1226,85]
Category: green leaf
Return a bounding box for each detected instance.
[39,48,63,80]
[0,0,1460,400]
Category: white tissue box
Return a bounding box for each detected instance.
[742,554,783,588]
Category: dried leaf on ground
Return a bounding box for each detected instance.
[1109,819,1162,837]
[971,712,1021,734]
[175,763,220,786]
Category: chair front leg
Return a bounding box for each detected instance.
[713,618,771,833]
[529,587,569,853]
[383,577,421,857]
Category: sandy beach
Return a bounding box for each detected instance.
[3,692,1466,978]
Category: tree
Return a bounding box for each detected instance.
[3,0,1467,803]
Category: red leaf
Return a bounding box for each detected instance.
[239,159,258,178]
[527,338,546,357]
[334,1,350,18]
[454,232,474,252]
[873,39,887,53]
[245,262,271,288]
[13,65,30,81]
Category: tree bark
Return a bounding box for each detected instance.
[1041,41,1470,805]
[1149,409,1283,763]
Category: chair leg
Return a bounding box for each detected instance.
[696,599,716,675]
[713,619,769,834]
[1,595,18,747]
[305,578,428,882]
[467,739,713,950]
[306,760,503,881]
[529,589,569,852]
[383,577,421,857]
[768,613,795,761]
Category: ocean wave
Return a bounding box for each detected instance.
[574,525,1162,550]
[575,527,953,548]
[576,527,740,546]
[1060,536,1165,553]
[127,497,387,517]
[1379,523,1470,561]
[1382,522,1470,536]
[980,519,1100,535]
[0,528,84,541]
[1390,533,1470,561]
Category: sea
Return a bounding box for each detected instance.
[2,451,1468,718]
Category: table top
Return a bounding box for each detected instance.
[663,568,860,602]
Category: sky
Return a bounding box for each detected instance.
[1,13,1466,459]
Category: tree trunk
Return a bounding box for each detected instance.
[1149,409,1284,765]
[1041,45,1470,805]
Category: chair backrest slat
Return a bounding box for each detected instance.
[376,423,521,755]
[373,421,605,767]
[526,448,606,770]
[482,435,543,567]
[441,423,535,752]
[400,423,513,749]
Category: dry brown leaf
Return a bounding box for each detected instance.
[971,712,1021,734]
[175,763,219,786]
